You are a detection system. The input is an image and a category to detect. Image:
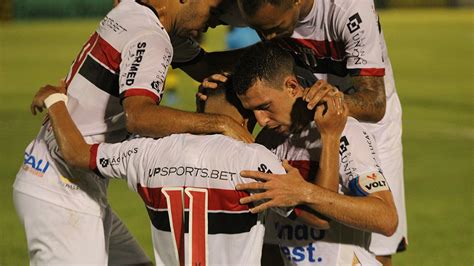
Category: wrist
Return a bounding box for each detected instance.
[44,93,67,109]
[299,182,318,205]
[320,133,340,143]
[215,114,230,133]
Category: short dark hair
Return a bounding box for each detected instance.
[238,0,292,18]
[233,41,295,95]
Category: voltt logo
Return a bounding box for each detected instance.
[367,173,377,180]
[365,180,387,190]
[347,13,362,34]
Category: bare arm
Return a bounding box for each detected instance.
[344,76,386,122]
[303,76,386,123]
[178,49,245,82]
[293,94,347,229]
[237,168,398,236]
[30,85,91,169]
[300,187,398,236]
[123,96,254,142]
[313,93,347,191]
[48,102,92,169]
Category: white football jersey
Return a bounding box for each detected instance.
[284,0,407,254]
[260,118,386,265]
[272,0,402,155]
[90,134,287,265]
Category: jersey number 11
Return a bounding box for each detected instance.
[162,187,208,266]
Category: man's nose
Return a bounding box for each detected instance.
[254,110,269,127]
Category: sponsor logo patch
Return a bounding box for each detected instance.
[347,13,362,33]
[125,42,147,86]
[147,166,236,181]
[23,152,49,177]
[99,147,138,167]
[257,163,273,174]
[349,171,389,196]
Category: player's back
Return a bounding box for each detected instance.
[93,134,286,265]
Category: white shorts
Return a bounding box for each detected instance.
[369,147,408,256]
[13,190,151,265]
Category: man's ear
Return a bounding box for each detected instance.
[285,75,303,98]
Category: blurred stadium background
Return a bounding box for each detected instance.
[0,0,472,265]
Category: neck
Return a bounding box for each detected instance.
[299,0,315,20]
[148,0,175,34]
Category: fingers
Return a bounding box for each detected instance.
[239,190,270,204]
[201,73,229,89]
[282,160,296,173]
[235,182,266,191]
[249,201,273,213]
[201,79,218,89]
[30,103,37,115]
[304,80,334,110]
[196,92,208,101]
[239,170,273,181]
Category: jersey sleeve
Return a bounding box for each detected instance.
[119,32,173,103]
[89,139,143,191]
[169,36,204,68]
[339,0,385,76]
[338,119,389,196]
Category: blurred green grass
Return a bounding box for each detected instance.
[0,8,472,265]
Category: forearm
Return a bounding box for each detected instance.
[125,99,229,138]
[179,49,245,82]
[345,76,386,122]
[48,102,91,169]
[301,186,397,236]
[314,135,340,191]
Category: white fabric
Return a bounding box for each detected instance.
[93,134,287,265]
[13,190,150,265]
[261,118,382,265]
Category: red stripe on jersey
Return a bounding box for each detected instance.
[66,32,99,87]
[122,89,160,103]
[359,68,385,76]
[90,35,121,72]
[186,189,207,266]
[291,38,345,60]
[288,160,312,181]
[89,144,100,170]
[137,184,250,212]
[162,188,185,266]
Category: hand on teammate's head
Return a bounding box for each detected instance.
[196,72,230,102]
[314,92,348,138]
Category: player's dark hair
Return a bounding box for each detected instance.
[233,41,295,95]
[238,0,293,18]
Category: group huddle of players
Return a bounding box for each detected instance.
[15,0,407,265]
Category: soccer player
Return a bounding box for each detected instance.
[232,42,398,265]
[196,1,407,264]
[239,1,407,264]
[13,0,254,264]
[28,78,347,265]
